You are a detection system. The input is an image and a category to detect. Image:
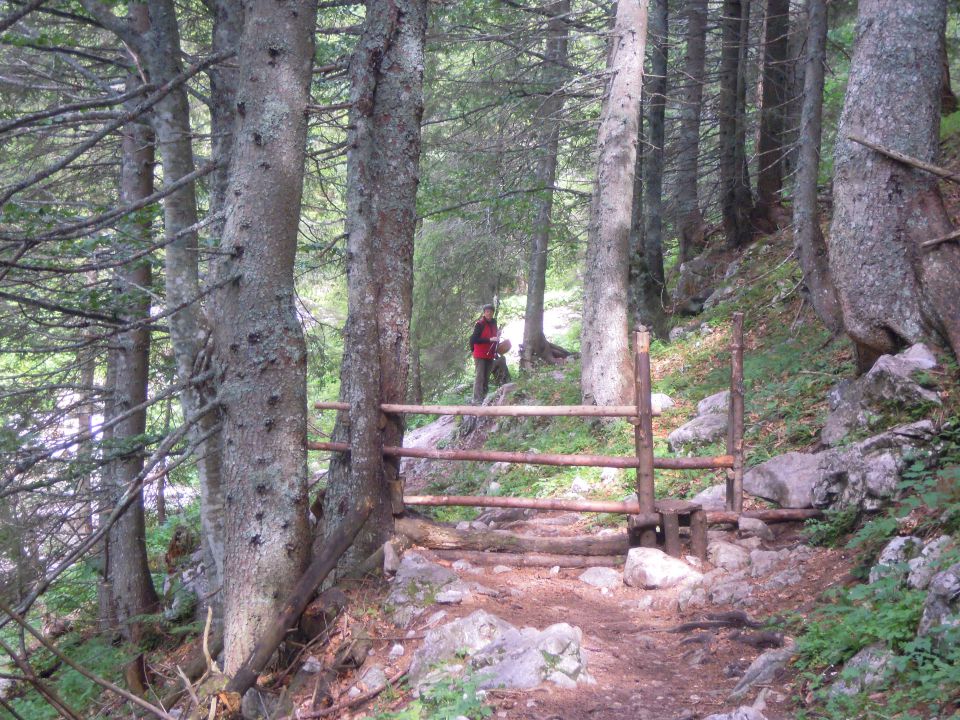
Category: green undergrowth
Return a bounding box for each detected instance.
[794,422,960,719]
[422,235,858,519]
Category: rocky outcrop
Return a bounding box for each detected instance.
[822,344,940,446]
[623,548,702,589]
[668,390,730,453]
[407,610,592,692]
[739,421,936,511]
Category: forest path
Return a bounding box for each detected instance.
[382,409,852,720]
[375,508,849,720]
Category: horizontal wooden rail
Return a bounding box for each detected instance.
[403,495,822,523]
[314,401,661,418]
[308,441,734,470]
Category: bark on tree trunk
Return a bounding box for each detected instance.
[582,0,649,406]
[793,0,842,334]
[719,0,754,249]
[211,0,317,673]
[105,53,160,641]
[521,0,570,369]
[676,0,707,263]
[755,0,789,225]
[632,0,668,338]
[116,0,229,604]
[828,0,960,365]
[322,0,429,567]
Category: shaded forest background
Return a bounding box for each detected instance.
[0,0,959,717]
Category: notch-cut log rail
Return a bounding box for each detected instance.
[313,401,660,418]
[402,495,822,524]
[308,441,733,470]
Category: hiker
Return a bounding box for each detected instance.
[470,303,499,402]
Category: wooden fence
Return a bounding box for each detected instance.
[310,313,758,558]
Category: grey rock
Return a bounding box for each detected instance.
[917,563,960,652]
[703,284,737,311]
[697,390,730,416]
[743,451,820,508]
[570,475,592,494]
[728,641,795,700]
[389,643,405,659]
[409,611,591,692]
[383,541,401,574]
[869,536,923,584]
[472,622,590,690]
[408,610,516,685]
[675,255,716,314]
[492,565,511,574]
[749,550,788,578]
[704,709,768,720]
[357,664,388,692]
[668,413,729,453]
[764,566,803,590]
[736,536,763,550]
[691,484,727,510]
[708,541,751,572]
[812,421,938,511]
[436,590,465,604]
[578,566,621,589]
[241,689,284,720]
[600,467,625,486]
[710,579,753,605]
[301,655,323,673]
[624,548,703,589]
[669,326,689,342]
[651,393,675,412]
[677,585,709,611]
[738,517,774,542]
[387,552,458,627]
[908,536,953,590]
[829,644,895,697]
[452,559,475,572]
[476,507,529,524]
[822,345,941,446]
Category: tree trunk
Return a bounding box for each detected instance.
[322,0,429,567]
[675,0,707,263]
[104,6,159,644]
[828,0,960,365]
[521,0,570,369]
[140,0,228,606]
[581,0,649,406]
[755,0,789,226]
[793,0,842,333]
[211,0,317,673]
[719,0,754,248]
[633,0,668,337]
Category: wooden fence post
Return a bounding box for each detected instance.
[634,329,657,547]
[726,313,745,512]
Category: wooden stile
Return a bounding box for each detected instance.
[634,328,657,548]
[726,312,745,512]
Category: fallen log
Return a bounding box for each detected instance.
[226,501,372,697]
[395,516,630,556]
[402,496,822,524]
[430,548,623,568]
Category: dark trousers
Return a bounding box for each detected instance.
[473,357,493,403]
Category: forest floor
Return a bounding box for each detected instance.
[287,419,857,720]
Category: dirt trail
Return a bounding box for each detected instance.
[366,512,850,720]
[328,412,853,719]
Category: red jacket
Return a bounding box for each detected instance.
[471,318,498,359]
